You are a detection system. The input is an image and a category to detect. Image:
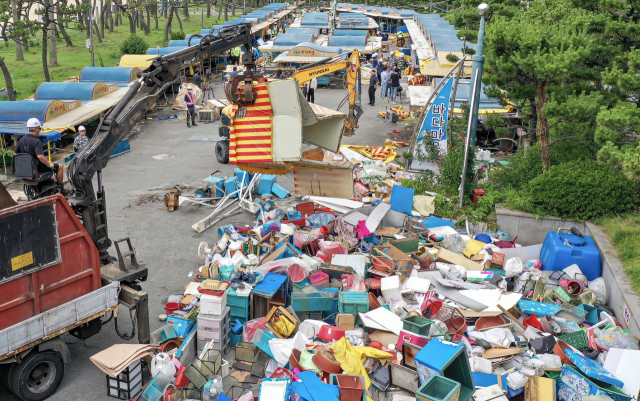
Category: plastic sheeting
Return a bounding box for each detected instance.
[80,66,139,83]
[35,82,117,101]
[274,33,314,46]
[327,35,367,48]
[333,29,367,37]
[145,46,187,55]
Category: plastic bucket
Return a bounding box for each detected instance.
[372,257,394,273]
[165,302,180,315]
[336,375,365,401]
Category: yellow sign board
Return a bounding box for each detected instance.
[11,251,33,271]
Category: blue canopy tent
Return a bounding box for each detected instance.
[146,47,187,55]
[333,29,367,37]
[35,82,113,101]
[80,67,138,83]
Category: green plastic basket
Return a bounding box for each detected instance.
[558,330,589,350]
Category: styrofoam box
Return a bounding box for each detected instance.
[199,292,228,316]
[221,359,230,377]
[381,275,403,303]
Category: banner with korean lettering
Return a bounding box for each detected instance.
[411,77,454,171]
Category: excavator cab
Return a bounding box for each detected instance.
[12,153,61,200]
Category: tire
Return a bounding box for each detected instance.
[215,140,229,164]
[9,351,64,401]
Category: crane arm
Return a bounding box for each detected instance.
[66,23,254,263]
[290,59,350,87]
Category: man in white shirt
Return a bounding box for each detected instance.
[306,78,317,103]
[380,66,391,99]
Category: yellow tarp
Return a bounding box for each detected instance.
[119,54,155,69]
[330,337,393,389]
[413,195,435,216]
[343,145,398,163]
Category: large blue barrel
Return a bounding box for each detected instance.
[80,67,139,82]
[145,47,187,55]
[35,82,117,101]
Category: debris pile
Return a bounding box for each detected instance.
[93,167,640,401]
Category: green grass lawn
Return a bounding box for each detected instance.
[1,10,242,100]
[599,213,640,292]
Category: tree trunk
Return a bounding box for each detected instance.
[183,1,189,18]
[164,6,174,40]
[100,0,105,38]
[85,0,91,38]
[11,0,24,60]
[129,10,136,33]
[146,3,151,33]
[224,2,228,21]
[536,83,551,171]
[0,57,16,101]
[47,4,58,67]
[175,7,184,31]
[218,0,223,19]
[41,28,51,82]
[207,0,211,17]
[93,20,103,42]
[108,6,114,32]
[162,0,168,17]
[59,20,74,46]
[153,3,158,29]
[232,0,235,17]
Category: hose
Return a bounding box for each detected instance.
[114,306,137,341]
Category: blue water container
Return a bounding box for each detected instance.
[202,175,225,197]
[540,230,601,281]
[235,168,252,185]
[224,177,239,198]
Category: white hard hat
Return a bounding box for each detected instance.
[187,85,193,90]
[78,125,86,131]
[27,118,42,129]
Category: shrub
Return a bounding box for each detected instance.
[527,160,638,220]
[445,53,459,63]
[492,144,543,190]
[170,31,186,41]
[120,34,148,55]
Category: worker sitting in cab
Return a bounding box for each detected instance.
[17,118,65,190]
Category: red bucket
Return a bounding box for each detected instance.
[165,302,180,315]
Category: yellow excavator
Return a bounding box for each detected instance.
[215,49,362,164]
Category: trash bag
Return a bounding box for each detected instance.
[589,277,607,303]
[504,257,524,278]
[307,212,335,228]
[529,335,556,354]
[443,234,464,253]
[594,329,639,350]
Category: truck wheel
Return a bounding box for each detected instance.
[9,351,64,401]
[216,140,229,164]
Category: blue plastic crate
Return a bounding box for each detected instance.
[202,176,225,197]
[230,313,248,324]
[291,291,334,312]
[235,168,253,185]
[252,328,276,358]
[338,292,369,325]
[231,333,242,348]
[257,174,277,195]
[224,177,239,198]
[272,183,290,199]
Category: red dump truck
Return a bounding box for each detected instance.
[0,194,126,401]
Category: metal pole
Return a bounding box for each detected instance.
[90,0,95,67]
[469,3,489,147]
[459,70,480,208]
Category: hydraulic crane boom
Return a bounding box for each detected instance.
[67,23,256,267]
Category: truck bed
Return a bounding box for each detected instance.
[0,281,119,361]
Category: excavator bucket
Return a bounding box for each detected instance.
[0,183,18,211]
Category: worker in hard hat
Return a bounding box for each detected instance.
[17,118,64,186]
[185,85,197,128]
[397,31,405,47]
[74,125,89,152]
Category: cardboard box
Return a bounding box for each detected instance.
[436,248,485,271]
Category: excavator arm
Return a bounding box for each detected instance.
[288,49,362,137]
[66,23,255,268]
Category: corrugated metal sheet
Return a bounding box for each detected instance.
[80,66,139,83]
[35,82,118,101]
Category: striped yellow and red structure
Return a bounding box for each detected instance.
[228,83,273,164]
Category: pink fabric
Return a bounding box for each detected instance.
[356,220,371,239]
